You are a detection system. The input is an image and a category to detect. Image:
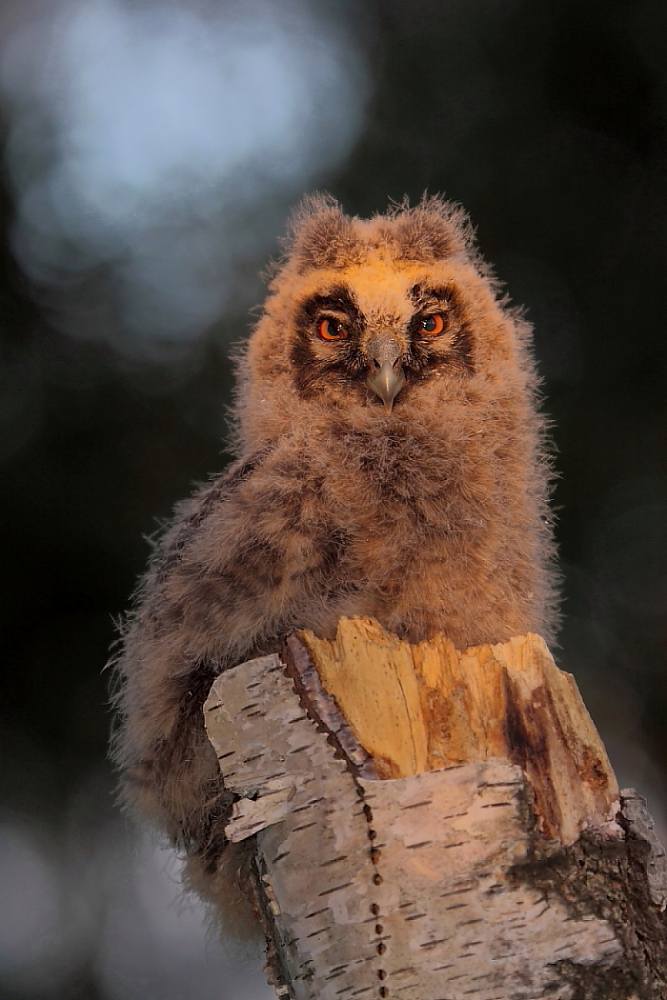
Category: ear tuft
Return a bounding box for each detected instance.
[282,193,360,272]
[391,194,474,262]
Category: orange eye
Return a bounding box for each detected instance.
[420,313,445,336]
[317,318,347,341]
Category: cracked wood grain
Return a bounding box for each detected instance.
[298,619,619,845]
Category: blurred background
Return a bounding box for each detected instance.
[0,0,665,996]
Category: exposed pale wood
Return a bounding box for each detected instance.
[298,618,618,844]
[297,616,429,778]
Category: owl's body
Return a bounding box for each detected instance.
[113,196,558,919]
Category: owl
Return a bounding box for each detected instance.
[112,194,559,927]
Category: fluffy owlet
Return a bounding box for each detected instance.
[112,194,558,923]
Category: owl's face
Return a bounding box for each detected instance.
[240,196,525,442]
[289,257,474,412]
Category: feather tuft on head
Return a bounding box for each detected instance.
[388,194,474,262]
[281,193,361,272]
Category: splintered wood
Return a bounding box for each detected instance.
[204,619,667,1000]
[297,619,618,845]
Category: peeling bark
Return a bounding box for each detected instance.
[204,619,667,999]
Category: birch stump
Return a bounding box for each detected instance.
[204,617,667,1000]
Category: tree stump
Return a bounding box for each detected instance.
[204,617,667,1000]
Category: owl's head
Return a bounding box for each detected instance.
[237,195,534,445]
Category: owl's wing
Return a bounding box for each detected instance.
[111,450,271,870]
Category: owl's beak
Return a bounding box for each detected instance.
[366,337,406,413]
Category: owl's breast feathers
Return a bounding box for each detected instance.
[144,395,551,673]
